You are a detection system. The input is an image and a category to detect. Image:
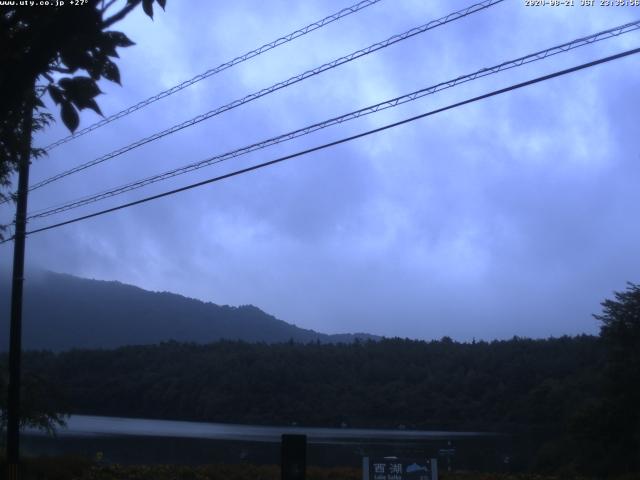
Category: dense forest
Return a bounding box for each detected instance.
[1,335,621,475]
[1,283,638,476]
[16,336,603,433]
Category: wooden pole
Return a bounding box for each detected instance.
[6,81,34,480]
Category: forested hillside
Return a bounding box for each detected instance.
[20,336,603,432]
[3,282,638,476]
[0,271,377,350]
[3,330,639,474]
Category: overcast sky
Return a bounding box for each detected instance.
[2,0,639,341]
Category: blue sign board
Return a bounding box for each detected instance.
[363,457,437,480]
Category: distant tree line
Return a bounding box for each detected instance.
[4,336,608,474]
[14,336,602,431]
[2,283,638,476]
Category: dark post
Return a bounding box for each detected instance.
[281,434,306,480]
[6,82,34,480]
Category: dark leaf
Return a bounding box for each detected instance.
[77,98,103,116]
[34,112,54,130]
[48,85,64,105]
[103,31,135,48]
[98,34,120,58]
[156,0,166,9]
[142,0,153,18]
[59,47,91,73]
[31,147,47,160]
[87,62,102,80]
[68,91,103,116]
[60,101,79,132]
[59,76,102,100]
[34,97,45,109]
[86,49,108,80]
[101,59,121,85]
[59,76,104,115]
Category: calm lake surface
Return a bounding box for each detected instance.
[32,414,486,443]
[22,415,520,470]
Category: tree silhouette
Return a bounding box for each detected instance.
[0,0,167,205]
[0,362,67,442]
[0,0,168,438]
[594,282,640,473]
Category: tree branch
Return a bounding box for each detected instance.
[102,0,140,28]
[100,0,119,14]
[51,66,73,74]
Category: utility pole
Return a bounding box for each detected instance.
[6,81,35,480]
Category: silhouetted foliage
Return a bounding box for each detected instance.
[0,358,68,441]
[2,278,638,475]
[570,283,640,476]
[0,0,166,207]
[596,283,640,405]
[12,335,607,472]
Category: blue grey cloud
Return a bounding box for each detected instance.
[2,0,639,341]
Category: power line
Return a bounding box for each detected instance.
[4,46,636,243]
[41,0,385,152]
[26,20,640,220]
[26,0,504,193]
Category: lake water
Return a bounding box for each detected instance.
[22,415,520,470]
[32,414,486,443]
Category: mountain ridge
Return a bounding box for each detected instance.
[0,270,380,351]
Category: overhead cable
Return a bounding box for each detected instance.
[26,20,640,220]
[26,0,504,193]
[3,46,635,243]
[41,0,385,151]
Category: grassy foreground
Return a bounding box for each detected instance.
[0,455,640,480]
[3,456,640,480]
